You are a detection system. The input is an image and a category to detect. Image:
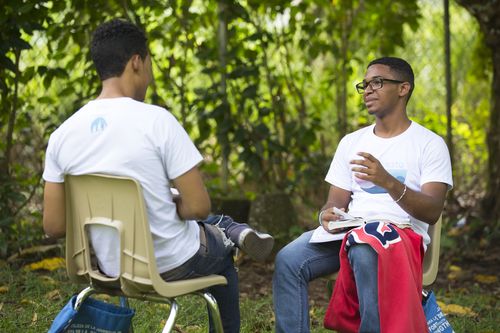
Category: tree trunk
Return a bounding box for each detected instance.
[217,0,230,192]
[456,0,500,223]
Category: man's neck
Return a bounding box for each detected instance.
[373,113,411,138]
[97,78,134,100]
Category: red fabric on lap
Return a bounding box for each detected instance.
[324,222,428,333]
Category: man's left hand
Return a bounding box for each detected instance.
[350,152,393,189]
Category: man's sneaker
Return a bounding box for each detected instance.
[237,228,274,262]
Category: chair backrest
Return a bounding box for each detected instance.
[65,174,160,295]
[422,216,442,286]
[65,174,227,298]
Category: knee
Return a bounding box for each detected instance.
[274,244,301,275]
[348,244,377,271]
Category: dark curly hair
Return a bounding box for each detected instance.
[90,19,148,80]
[368,57,415,101]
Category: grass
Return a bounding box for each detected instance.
[0,262,497,333]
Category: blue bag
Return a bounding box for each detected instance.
[48,294,135,333]
[422,290,454,333]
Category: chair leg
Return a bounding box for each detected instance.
[200,292,224,333]
[161,300,179,333]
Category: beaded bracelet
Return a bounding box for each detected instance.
[394,184,407,203]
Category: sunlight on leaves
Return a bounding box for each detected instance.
[437,301,478,317]
[446,227,463,237]
[0,286,8,293]
[177,324,203,332]
[21,299,36,305]
[447,264,464,280]
[94,294,111,301]
[24,257,65,271]
[7,245,61,262]
[474,274,498,284]
[39,275,57,285]
[45,289,61,300]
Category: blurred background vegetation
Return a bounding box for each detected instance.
[1,0,499,259]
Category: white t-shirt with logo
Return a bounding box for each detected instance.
[43,97,202,275]
[325,121,453,245]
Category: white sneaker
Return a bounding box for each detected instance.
[238,229,274,261]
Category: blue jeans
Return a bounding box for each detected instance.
[161,216,240,333]
[273,230,380,333]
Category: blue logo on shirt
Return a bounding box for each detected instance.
[91,117,107,133]
[356,169,407,194]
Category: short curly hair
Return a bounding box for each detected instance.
[90,19,148,80]
[368,57,415,101]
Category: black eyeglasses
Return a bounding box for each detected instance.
[355,77,405,94]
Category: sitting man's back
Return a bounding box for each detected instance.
[42,19,273,333]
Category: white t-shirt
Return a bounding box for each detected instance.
[325,121,453,245]
[43,97,202,275]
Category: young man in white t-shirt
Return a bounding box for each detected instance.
[42,19,273,333]
[272,57,453,332]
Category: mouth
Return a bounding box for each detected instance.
[364,98,377,107]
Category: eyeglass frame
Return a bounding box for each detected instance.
[355,76,406,94]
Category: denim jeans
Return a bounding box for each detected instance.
[273,230,380,333]
[161,216,239,333]
[348,244,380,333]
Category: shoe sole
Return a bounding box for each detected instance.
[241,231,274,261]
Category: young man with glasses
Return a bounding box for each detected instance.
[272,57,452,332]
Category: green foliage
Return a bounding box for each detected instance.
[0,0,494,256]
[0,0,51,256]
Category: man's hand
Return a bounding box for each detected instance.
[350,152,394,189]
[319,207,350,233]
[320,186,353,232]
[350,152,447,224]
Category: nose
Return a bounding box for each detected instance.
[364,85,374,95]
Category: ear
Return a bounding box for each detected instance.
[130,54,142,72]
[399,82,411,98]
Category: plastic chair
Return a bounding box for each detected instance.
[422,216,442,286]
[64,174,228,333]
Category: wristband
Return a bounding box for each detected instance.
[394,184,407,203]
[318,210,326,226]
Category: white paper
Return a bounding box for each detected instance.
[309,226,347,243]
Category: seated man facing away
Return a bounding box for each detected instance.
[272,57,452,333]
[42,19,273,333]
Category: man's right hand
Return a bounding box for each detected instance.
[319,207,349,233]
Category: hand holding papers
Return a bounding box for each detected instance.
[310,206,356,243]
[327,207,366,232]
[309,207,411,243]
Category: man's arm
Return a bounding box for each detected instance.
[171,166,211,220]
[319,185,352,232]
[390,181,447,224]
[43,181,66,238]
[351,152,447,224]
